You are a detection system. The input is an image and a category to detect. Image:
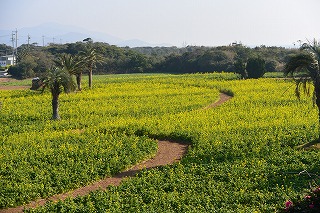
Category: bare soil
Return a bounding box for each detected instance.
[0,86,30,90]
[203,93,233,109]
[0,78,30,90]
[297,139,320,150]
[0,93,232,213]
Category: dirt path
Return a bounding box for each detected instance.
[0,86,29,90]
[0,93,232,213]
[204,93,233,109]
[0,78,30,90]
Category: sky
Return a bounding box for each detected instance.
[1,0,320,47]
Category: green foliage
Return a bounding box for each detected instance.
[0,44,14,56]
[157,49,234,73]
[54,54,82,76]
[0,66,6,71]
[265,60,277,72]
[284,40,320,130]
[33,51,55,73]
[234,57,247,79]
[41,68,76,120]
[42,68,75,94]
[80,46,105,88]
[8,55,37,79]
[7,45,55,79]
[0,73,318,212]
[246,57,266,79]
[1,42,299,76]
[283,182,320,212]
[284,53,317,77]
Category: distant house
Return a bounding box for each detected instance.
[0,55,14,67]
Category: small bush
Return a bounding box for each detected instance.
[246,57,266,79]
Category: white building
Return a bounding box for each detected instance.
[0,55,14,67]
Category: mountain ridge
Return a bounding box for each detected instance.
[0,22,171,47]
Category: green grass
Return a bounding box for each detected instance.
[0,78,32,86]
[263,72,285,78]
[263,71,310,78]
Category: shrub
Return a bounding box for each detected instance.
[246,57,266,79]
[284,187,320,212]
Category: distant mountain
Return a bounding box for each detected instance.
[0,22,171,47]
[117,39,154,47]
[0,22,122,46]
[117,39,172,48]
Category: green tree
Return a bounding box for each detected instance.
[124,51,151,73]
[246,57,266,79]
[265,60,277,72]
[0,44,13,56]
[42,68,75,120]
[8,55,37,79]
[11,45,54,78]
[34,51,55,74]
[80,47,104,89]
[234,57,247,79]
[284,40,320,131]
[55,54,83,91]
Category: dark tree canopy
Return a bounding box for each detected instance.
[1,41,299,79]
[234,57,247,79]
[246,57,266,79]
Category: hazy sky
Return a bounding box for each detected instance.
[1,0,320,47]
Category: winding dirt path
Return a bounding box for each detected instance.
[204,93,233,109]
[0,93,232,213]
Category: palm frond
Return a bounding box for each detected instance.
[79,48,105,68]
[54,54,83,75]
[285,40,320,130]
[301,40,320,59]
[284,53,316,76]
[293,76,315,104]
[42,68,75,95]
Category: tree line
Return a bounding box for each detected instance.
[0,41,300,80]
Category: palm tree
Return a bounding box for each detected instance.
[80,47,104,89]
[284,40,320,132]
[42,68,75,120]
[54,54,84,91]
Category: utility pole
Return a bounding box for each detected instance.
[11,31,15,65]
[42,35,45,47]
[27,34,31,47]
[11,32,15,48]
[15,29,18,57]
[52,37,55,44]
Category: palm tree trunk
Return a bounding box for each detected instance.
[52,94,60,120]
[315,77,320,139]
[51,82,60,120]
[88,69,92,89]
[76,72,82,91]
